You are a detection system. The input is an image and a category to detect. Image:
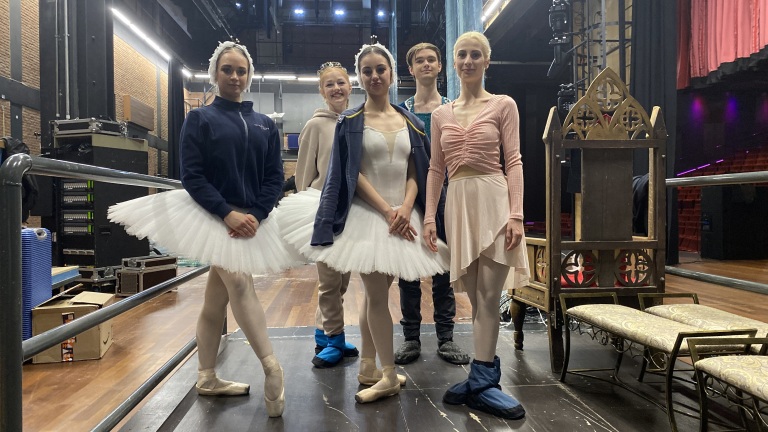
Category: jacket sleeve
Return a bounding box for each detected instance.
[295,121,319,192]
[251,121,285,222]
[180,110,232,220]
[311,119,346,246]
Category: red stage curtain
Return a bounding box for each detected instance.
[678,0,768,88]
[677,0,691,88]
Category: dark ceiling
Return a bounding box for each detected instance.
[121,0,560,88]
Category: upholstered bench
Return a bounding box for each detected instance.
[687,337,768,431]
[639,293,768,353]
[558,293,757,432]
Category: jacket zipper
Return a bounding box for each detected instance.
[238,111,248,203]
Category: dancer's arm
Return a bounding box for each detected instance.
[499,96,524,251]
[355,173,416,241]
[388,158,418,240]
[423,110,446,252]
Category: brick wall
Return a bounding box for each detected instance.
[160,71,168,140]
[113,35,171,178]
[148,147,158,177]
[0,0,38,149]
[0,0,10,77]
[160,149,168,177]
[113,36,162,138]
[20,0,38,89]
[0,99,9,137]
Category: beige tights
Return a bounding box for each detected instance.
[196,266,281,400]
[358,272,398,391]
[461,255,510,362]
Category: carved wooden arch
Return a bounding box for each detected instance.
[562,68,654,141]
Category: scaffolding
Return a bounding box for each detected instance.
[550,0,632,105]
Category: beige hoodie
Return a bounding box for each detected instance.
[295,108,341,191]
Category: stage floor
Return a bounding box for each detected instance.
[121,322,715,432]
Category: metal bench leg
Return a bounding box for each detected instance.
[666,352,680,432]
[694,369,708,432]
[510,299,526,350]
[559,316,572,382]
[612,338,624,379]
[638,347,650,382]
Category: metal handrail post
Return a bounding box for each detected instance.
[1,153,184,431]
[22,266,209,360]
[667,170,768,293]
[90,338,198,432]
[0,154,32,432]
[25,155,183,189]
[666,170,768,187]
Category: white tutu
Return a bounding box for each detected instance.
[277,188,450,281]
[108,189,305,275]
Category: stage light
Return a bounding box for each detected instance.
[546,0,572,79]
[377,10,385,17]
[557,83,576,116]
[294,8,304,15]
[549,0,570,36]
[262,75,297,80]
[334,9,345,16]
[111,8,171,61]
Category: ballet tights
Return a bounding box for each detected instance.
[460,255,510,362]
[358,272,399,391]
[196,265,281,401]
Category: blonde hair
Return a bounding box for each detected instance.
[317,62,351,107]
[406,43,441,68]
[453,31,491,59]
[317,63,350,91]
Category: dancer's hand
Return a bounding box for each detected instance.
[505,218,523,251]
[224,211,259,238]
[388,205,416,241]
[422,222,438,252]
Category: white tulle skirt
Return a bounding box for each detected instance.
[277,188,450,281]
[108,189,305,275]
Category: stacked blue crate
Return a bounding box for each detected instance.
[21,228,53,340]
[287,134,299,150]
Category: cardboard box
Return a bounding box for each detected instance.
[31,291,116,364]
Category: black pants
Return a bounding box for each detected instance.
[398,272,455,343]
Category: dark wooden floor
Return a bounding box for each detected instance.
[20,256,768,431]
[122,323,711,432]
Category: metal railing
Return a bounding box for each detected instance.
[666,170,768,296]
[2,154,766,430]
[0,153,210,431]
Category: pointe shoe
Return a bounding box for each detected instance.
[262,354,285,417]
[354,366,401,404]
[196,369,250,396]
[357,358,406,386]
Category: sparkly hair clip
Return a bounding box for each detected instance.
[317,61,347,76]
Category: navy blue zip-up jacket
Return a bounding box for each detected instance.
[180,96,284,222]
[311,103,447,246]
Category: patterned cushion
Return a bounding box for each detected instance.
[646,304,767,353]
[695,355,768,401]
[567,304,701,353]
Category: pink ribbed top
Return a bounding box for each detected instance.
[424,94,524,224]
